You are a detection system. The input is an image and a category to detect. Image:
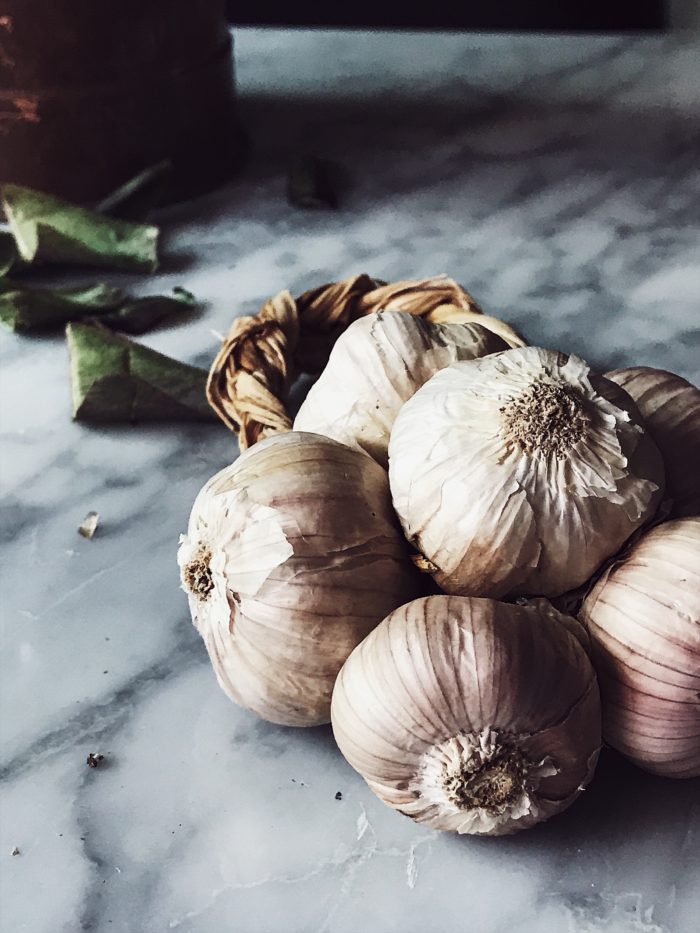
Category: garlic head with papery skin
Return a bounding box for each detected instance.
[331,595,601,835]
[580,516,700,778]
[294,311,509,468]
[178,432,420,727]
[606,366,699,518]
[388,346,665,598]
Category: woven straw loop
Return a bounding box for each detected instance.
[206,273,524,449]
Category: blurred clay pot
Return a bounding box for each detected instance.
[0,0,244,203]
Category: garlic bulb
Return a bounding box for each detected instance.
[331,595,601,835]
[178,432,419,726]
[606,366,699,518]
[388,347,665,598]
[580,516,700,778]
[294,311,508,468]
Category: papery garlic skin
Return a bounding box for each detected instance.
[294,311,508,468]
[606,366,700,518]
[331,595,601,835]
[580,516,700,778]
[178,432,420,727]
[388,347,665,598]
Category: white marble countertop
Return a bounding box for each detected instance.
[1,27,699,933]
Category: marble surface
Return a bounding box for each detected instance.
[1,27,699,933]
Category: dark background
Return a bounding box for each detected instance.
[226,1,667,31]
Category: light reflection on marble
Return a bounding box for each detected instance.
[1,27,699,933]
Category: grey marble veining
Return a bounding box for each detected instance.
[1,28,699,933]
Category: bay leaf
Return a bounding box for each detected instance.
[98,287,197,335]
[0,282,124,333]
[1,282,197,335]
[0,231,19,277]
[66,322,218,424]
[2,184,159,273]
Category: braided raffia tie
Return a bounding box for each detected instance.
[206,273,525,449]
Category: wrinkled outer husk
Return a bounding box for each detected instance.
[206,274,524,449]
[177,432,421,726]
[606,366,700,519]
[580,516,700,778]
[388,347,666,598]
[294,311,510,468]
[331,595,601,835]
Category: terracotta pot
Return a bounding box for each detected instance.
[0,0,244,203]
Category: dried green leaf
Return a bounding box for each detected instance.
[0,281,124,333]
[0,231,19,277]
[2,184,159,273]
[98,286,197,335]
[66,322,218,424]
[96,160,173,220]
[287,155,339,209]
[1,282,197,335]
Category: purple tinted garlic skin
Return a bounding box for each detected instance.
[606,366,700,519]
[580,516,700,778]
[178,432,421,728]
[332,595,601,835]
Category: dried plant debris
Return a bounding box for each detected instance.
[96,160,173,220]
[78,511,100,539]
[0,281,197,335]
[287,155,340,209]
[98,287,197,335]
[2,184,158,273]
[86,752,105,768]
[0,281,122,333]
[67,322,219,424]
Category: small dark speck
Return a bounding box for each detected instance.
[300,782,305,786]
[291,778,296,783]
[105,637,110,641]
[335,791,343,800]
[103,670,108,674]
[11,847,20,856]
[86,752,105,768]
[80,836,86,841]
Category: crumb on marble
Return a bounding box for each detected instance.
[335,791,343,800]
[78,511,100,539]
[11,846,20,856]
[86,752,105,768]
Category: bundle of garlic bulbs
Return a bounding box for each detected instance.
[179,273,698,837]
